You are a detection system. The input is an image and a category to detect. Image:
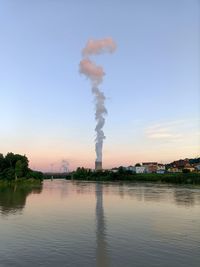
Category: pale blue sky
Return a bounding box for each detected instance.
[0,0,199,171]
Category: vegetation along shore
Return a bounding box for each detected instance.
[0,152,44,183]
[71,167,200,184]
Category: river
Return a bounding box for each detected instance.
[0,179,199,266]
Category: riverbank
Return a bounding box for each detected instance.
[71,172,200,184]
[0,178,43,187]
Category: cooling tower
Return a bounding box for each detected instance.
[95,161,102,171]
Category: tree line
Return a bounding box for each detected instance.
[0,152,44,181]
[71,167,200,184]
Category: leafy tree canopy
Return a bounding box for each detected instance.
[0,152,43,181]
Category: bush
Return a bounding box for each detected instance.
[71,168,200,184]
[27,170,44,180]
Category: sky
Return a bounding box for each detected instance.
[0,0,199,171]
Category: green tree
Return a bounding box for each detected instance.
[182,169,190,174]
[2,168,15,180]
[118,166,125,174]
[4,152,15,168]
[15,160,24,180]
[27,170,44,180]
[4,153,28,169]
[135,163,141,167]
[0,152,42,181]
[0,153,5,172]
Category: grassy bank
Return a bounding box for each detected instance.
[0,178,43,187]
[71,171,200,184]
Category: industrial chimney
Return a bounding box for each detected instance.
[95,161,102,171]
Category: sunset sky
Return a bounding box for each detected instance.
[0,0,199,171]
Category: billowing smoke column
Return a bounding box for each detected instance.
[79,38,116,170]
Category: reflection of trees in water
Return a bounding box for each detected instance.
[75,182,200,207]
[173,189,196,207]
[95,183,109,267]
[0,184,42,216]
[141,187,168,202]
[74,181,94,195]
[42,180,70,199]
[124,185,200,207]
[114,184,169,202]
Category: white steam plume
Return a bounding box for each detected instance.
[79,37,116,163]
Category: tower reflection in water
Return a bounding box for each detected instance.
[95,183,110,267]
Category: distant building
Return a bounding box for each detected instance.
[195,164,200,172]
[157,170,165,174]
[126,165,135,172]
[168,167,182,173]
[142,162,157,166]
[142,162,157,173]
[110,168,118,173]
[135,166,146,174]
[184,163,195,172]
[156,164,166,174]
[171,159,189,169]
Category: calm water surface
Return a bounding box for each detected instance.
[0,180,200,267]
